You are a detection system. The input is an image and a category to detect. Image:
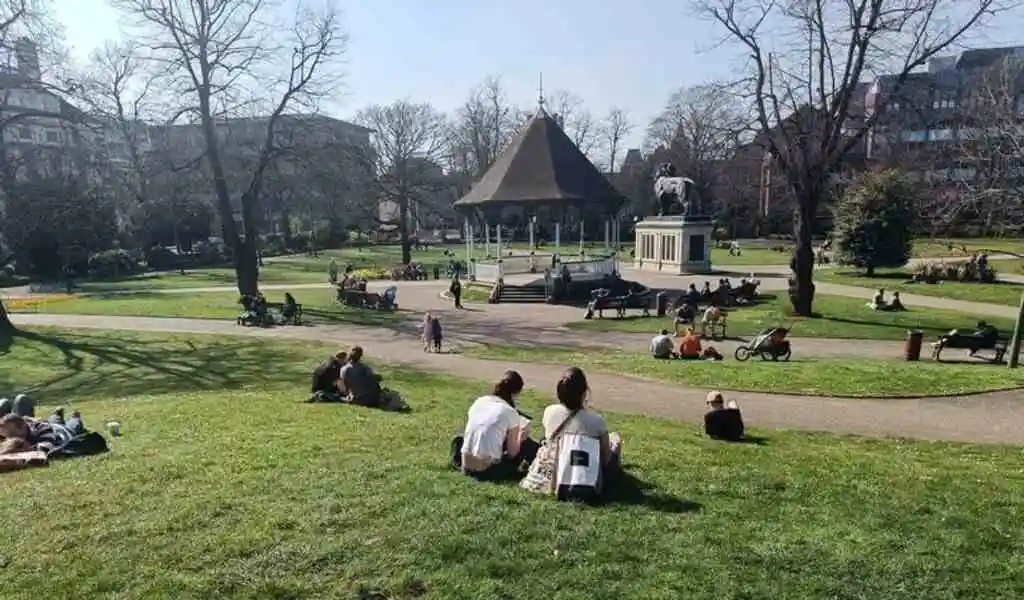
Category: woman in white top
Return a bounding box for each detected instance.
[454,370,540,481]
[543,367,622,485]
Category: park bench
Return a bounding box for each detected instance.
[587,288,652,319]
[931,333,1009,363]
[265,301,303,325]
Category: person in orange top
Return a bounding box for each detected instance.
[679,327,724,361]
[678,328,703,358]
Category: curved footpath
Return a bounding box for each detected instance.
[10,312,1024,445]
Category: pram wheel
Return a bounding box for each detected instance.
[734,346,751,361]
[779,348,792,362]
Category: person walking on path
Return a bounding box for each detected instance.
[450,276,463,309]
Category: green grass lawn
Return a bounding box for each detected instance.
[912,237,1024,258]
[465,345,1024,398]
[3,329,1024,598]
[567,293,1016,341]
[8,287,409,328]
[710,247,791,266]
[817,268,1024,306]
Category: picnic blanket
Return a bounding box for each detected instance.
[0,431,109,476]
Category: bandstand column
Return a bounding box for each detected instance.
[554,221,561,250]
[528,215,535,249]
[484,222,491,256]
[579,218,585,253]
[604,217,610,251]
[464,217,470,263]
[496,223,503,257]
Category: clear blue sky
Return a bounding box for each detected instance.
[55,0,1024,150]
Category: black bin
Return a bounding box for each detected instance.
[656,292,668,317]
[905,330,923,361]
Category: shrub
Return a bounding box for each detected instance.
[262,235,288,257]
[88,249,142,278]
[911,260,998,283]
[146,246,177,270]
[349,267,390,280]
[832,169,916,275]
[193,239,227,266]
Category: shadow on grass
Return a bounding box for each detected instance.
[7,327,313,404]
[602,471,702,514]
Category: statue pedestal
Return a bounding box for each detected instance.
[633,216,713,274]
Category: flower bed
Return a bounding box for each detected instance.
[4,294,76,311]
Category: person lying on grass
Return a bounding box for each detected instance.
[307,351,348,403]
[521,367,623,499]
[678,328,723,361]
[0,393,35,418]
[704,391,745,442]
[0,408,87,455]
[453,370,539,481]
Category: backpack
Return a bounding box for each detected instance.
[555,433,601,503]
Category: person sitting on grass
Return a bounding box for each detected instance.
[703,391,745,442]
[339,346,407,410]
[520,367,623,499]
[307,351,348,402]
[868,288,886,310]
[281,292,299,322]
[678,327,724,361]
[888,291,906,312]
[650,329,677,359]
[453,370,539,481]
[700,302,723,338]
[673,303,696,335]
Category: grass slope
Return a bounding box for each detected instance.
[817,268,1024,306]
[567,293,1016,341]
[1,329,1024,598]
[7,287,409,328]
[464,345,1024,397]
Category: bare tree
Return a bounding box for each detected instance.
[356,100,450,265]
[646,83,746,218]
[953,56,1024,237]
[546,89,597,157]
[110,0,346,295]
[698,0,1011,315]
[448,77,526,179]
[599,107,633,173]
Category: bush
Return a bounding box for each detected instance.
[146,246,177,270]
[833,169,916,275]
[349,267,390,280]
[193,239,227,266]
[88,249,142,278]
[262,235,288,257]
[912,260,998,284]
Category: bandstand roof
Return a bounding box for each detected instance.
[453,108,625,212]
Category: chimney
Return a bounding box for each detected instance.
[15,37,39,80]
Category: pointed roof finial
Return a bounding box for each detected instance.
[538,73,545,109]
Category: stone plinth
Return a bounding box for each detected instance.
[633,216,714,274]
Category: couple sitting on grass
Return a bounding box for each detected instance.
[867,289,906,312]
[452,367,623,502]
[0,395,107,458]
[308,346,407,411]
[651,329,723,361]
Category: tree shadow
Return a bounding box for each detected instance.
[6,328,314,404]
[601,470,702,514]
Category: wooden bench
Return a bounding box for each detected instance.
[266,301,303,325]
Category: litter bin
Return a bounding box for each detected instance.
[656,291,668,317]
[905,329,924,361]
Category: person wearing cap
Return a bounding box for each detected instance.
[703,391,744,442]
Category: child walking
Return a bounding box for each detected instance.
[430,315,444,353]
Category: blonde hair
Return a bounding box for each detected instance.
[705,390,725,406]
[0,437,29,455]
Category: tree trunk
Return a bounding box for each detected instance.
[399,195,412,265]
[0,297,13,332]
[865,265,875,277]
[234,238,260,295]
[790,200,817,316]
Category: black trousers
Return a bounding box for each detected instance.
[450,436,540,481]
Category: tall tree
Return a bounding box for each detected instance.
[545,89,597,157]
[698,0,1009,315]
[356,101,450,264]
[599,107,633,173]
[110,0,345,295]
[953,56,1024,236]
[646,83,746,218]
[448,76,525,179]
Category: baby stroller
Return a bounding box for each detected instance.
[734,327,792,362]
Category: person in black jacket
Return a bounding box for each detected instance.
[703,390,745,442]
[308,351,348,402]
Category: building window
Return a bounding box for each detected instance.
[902,130,927,143]
[44,130,59,143]
[17,126,32,141]
[889,102,901,111]
[1017,95,1024,117]
[930,128,953,141]
[641,234,655,261]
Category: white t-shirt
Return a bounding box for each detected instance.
[462,395,521,465]
[650,334,675,357]
[542,404,608,440]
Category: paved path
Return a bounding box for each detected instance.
[10,312,1024,445]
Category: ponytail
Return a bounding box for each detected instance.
[492,370,525,405]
